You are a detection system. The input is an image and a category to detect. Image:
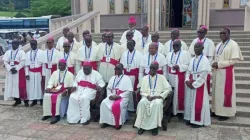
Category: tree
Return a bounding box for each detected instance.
[30,0,71,17]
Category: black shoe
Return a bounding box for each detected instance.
[186,121,191,126]
[115,125,122,130]
[101,123,109,128]
[138,129,145,135]
[191,124,203,128]
[152,128,158,136]
[40,100,43,106]
[218,116,229,121]
[82,120,90,125]
[50,116,60,124]
[30,101,37,107]
[177,113,183,120]
[24,102,29,107]
[12,101,21,107]
[41,116,50,121]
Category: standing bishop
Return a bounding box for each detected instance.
[136,25,152,53]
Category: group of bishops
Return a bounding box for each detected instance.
[3,16,243,136]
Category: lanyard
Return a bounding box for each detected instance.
[170,50,181,65]
[148,53,158,66]
[30,49,38,62]
[149,75,157,91]
[192,55,203,72]
[170,41,173,52]
[47,48,54,62]
[59,70,67,84]
[216,39,230,55]
[112,74,124,89]
[127,50,136,65]
[142,36,148,48]
[10,49,19,61]
[64,52,70,61]
[105,43,113,57]
[70,41,74,52]
[85,46,92,60]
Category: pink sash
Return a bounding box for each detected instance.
[68,66,75,75]
[100,57,119,66]
[222,65,234,107]
[45,64,57,74]
[168,66,185,110]
[10,61,27,100]
[207,74,211,94]
[111,89,124,129]
[29,66,44,93]
[189,74,204,122]
[124,68,139,91]
[81,61,98,70]
[78,81,97,90]
[50,84,66,117]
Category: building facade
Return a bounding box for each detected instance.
[71,0,250,31]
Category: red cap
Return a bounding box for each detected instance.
[83,61,92,66]
[200,25,208,30]
[47,36,54,41]
[59,59,67,64]
[152,61,159,65]
[128,16,136,24]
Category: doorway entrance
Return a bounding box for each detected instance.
[169,0,183,28]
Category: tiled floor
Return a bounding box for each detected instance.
[0,105,249,140]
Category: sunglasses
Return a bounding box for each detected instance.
[173,45,180,47]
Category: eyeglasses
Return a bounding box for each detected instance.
[197,31,205,34]
[173,45,180,47]
[46,42,52,44]
[220,32,227,35]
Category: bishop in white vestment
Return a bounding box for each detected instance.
[67,61,105,124]
[42,59,74,124]
[80,30,98,47]
[25,40,44,106]
[120,16,142,44]
[58,32,80,54]
[98,32,123,83]
[120,31,140,53]
[3,39,28,106]
[184,42,211,127]
[136,25,152,53]
[120,40,143,111]
[143,32,164,55]
[100,64,133,129]
[164,29,188,56]
[56,27,77,50]
[211,28,243,121]
[166,40,190,116]
[135,62,172,136]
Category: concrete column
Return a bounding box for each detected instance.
[80,0,88,14]
[93,0,109,14]
[155,0,160,31]
[129,0,136,13]
[115,0,123,14]
[151,0,155,31]
[244,2,250,31]
[147,0,152,31]
[197,0,210,29]
[94,14,101,33]
[231,0,240,9]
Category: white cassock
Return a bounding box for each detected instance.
[76,45,99,73]
[67,70,105,123]
[143,42,165,55]
[56,36,77,50]
[43,48,60,88]
[25,49,44,100]
[121,41,140,54]
[184,55,211,126]
[43,70,74,117]
[120,29,142,44]
[58,52,76,75]
[164,40,188,56]
[120,50,143,111]
[3,49,27,100]
[189,37,215,64]
[212,39,243,117]
[58,41,80,54]
[139,52,167,84]
[79,40,98,48]
[135,35,152,54]
[98,42,122,83]
[99,75,133,127]
[134,74,172,130]
[166,50,190,115]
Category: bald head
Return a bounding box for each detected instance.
[82,30,90,39]
[106,32,114,45]
[63,41,71,53]
[12,38,19,50]
[173,39,181,52]
[126,31,134,40]
[149,42,158,55]
[171,29,180,41]
[63,27,70,37]
[151,32,159,42]
[194,41,204,56]
[141,25,149,37]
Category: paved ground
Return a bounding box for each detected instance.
[0,105,250,140]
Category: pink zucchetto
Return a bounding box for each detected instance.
[83,61,92,66]
[59,59,67,64]
[128,16,136,24]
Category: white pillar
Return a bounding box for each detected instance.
[129,0,136,13]
[155,0,160,31]
[244,2,250,31]
[115,0,123,14]
[94,14,101,33]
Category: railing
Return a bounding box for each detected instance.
[0,10,100,64]
[244,1,250,31]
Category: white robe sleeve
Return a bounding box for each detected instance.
[119,91,130,98]
[139,66,144,84]
[192,71,208,89]
[15,60,25,71]
[76,60,81,74]
[162,65,167,78]
[159,76,172,99]
[185,70,191,82]
[4,61,12,71]
[47,72,56,89]
[179,53,190,72]
[96,72,106,88]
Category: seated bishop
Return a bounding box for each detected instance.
[134,61,172,136]
[67,61,105,125]
[99,63,133,130]
[42,59,74,124]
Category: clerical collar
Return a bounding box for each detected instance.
[174,50,180,54]
[222,39,230,44]
[60,70,66,73]
[116,74,123,78]
[195,54,202,58]
[150,74,157,78]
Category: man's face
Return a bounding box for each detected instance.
[151,35,159,42]
[67,33,74,42]
[63,29,69,37]
[30,41,37,50]
[127,41,134,51]
[85,38,92,47]
[171,31,179,40]
[173,41,181,52]
[63,43,71,53]
[12,40,19,50]
[83,65,92,75]
[220,29,229,41]
[194,43,204,55]
[58,62,66,71]
[197,28,206,39]
[126,32,133,40]
[141,27,148,36]
[114,65,123,75]
[149,44,157,55]
[82,30,90,39]
[46,39,54,49]
[105,33,114,44]
[149,64,158,76]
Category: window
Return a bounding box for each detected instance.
[36,19,49,28]
[88,0,93,12]
[0,20,11,29]
[10,20,23,29]
[223,0,230,8]
[137,0,142,13]
[240,0,249,6]
[124,0,129,13]
[109,0,115,14]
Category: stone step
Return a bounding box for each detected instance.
[235,73,250,80]
[236,89,250,98]
[235,61,250,67]
[239,51,250,56]
[235,80,250,89]
[209,96,250,107]
[211,116,250,127]
[235,67,250,73]
[243,56,250,61]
